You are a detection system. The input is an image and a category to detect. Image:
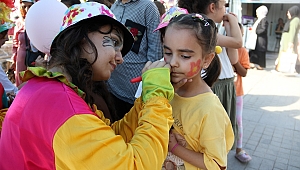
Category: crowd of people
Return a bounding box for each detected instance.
[0,0,299,169]
[248,5,300,76]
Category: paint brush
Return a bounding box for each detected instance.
[130,76,142,83]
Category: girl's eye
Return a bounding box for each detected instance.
[181,55,191,59]
[164,52,172,56]
[110,36,122,48]
[112,39,120,47]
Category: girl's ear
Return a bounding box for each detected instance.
[203,53,215,68]
[208,3,216,13]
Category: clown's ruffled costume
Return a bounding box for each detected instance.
[0,67,174,169]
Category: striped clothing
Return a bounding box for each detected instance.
[108,0,163,104]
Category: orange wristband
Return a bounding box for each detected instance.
[171,143,179,153]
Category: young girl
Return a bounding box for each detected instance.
[178,0,243,149]
[233,23,252,163]
[0,3,175,169]
[162,13,234,169]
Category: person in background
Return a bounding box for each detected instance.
[0,24,18,131]
[11,0,34,86]
[273,17,285,53]
[275,6,300,73]
[0,3,175,169]
[296,29,300,76]
[108,0,163,119]
[249,5,268,70]
[275,18,285,35]
[0,0,18,95]
[233,23,252,163]
[0,25,18,95]
[154,0,166,17]
[61,0,81,7]
[0,0,18,135]
[88,0,113,8]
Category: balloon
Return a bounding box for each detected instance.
[25,0,67,54]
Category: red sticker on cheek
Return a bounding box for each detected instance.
[187,59,201,77]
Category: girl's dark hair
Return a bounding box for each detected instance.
[167,13,221,87]
[61,0,81,7]
[154,1,166,17]
[92,81,119,121]
[50,17,117,121]
[178,0,219,14]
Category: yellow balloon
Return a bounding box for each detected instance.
[215,46,222,54]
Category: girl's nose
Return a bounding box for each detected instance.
[169,57,178,67]
[115,51,123,64]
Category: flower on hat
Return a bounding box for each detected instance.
[63,7,85,28]
[60,2,116,32]
[52,2,134,57]
[100,5,114,18]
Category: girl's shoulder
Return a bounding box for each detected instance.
[172,92,225,112]
[172,92,215,101]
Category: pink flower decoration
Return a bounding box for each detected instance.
[101,6,114,18]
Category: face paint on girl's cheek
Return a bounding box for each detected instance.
[102,36,114,48]
[186,59,201,77]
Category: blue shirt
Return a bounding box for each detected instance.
[108,0,163,104]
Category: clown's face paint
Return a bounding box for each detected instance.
[82,25,124,81]
[163,26,205,84]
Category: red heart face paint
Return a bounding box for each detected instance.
[187,59,201,77]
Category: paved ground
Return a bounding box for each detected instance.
[228,52,300,170]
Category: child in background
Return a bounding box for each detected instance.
[162,13,234,170]
[154,0,166,17]
[233,23,251,163]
